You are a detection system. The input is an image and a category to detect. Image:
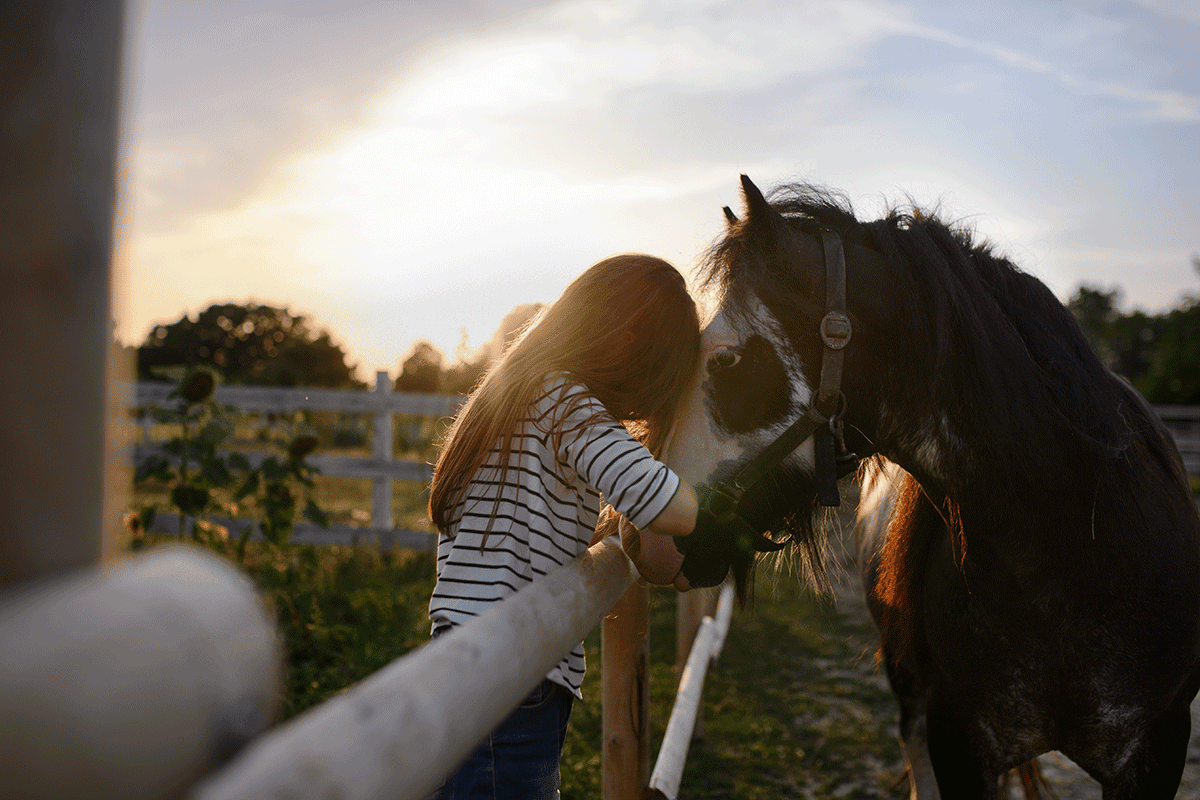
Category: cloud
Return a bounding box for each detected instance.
[890,15,1200,122]
[119,0,1200,375]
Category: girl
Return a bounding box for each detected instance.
[427,253,703,799]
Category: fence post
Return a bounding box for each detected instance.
[0,547,280,800]
[0,0,125,588]
[602,583,650,800]
[372,370,395,531]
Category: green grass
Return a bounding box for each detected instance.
[127,467,907,798]
[675,572,905,799]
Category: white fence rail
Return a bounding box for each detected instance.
[648,583,735,800]
[1158,405,1200,475]
[124,370,464,549]
[126,376,1200,551]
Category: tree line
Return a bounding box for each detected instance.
[131,267,1199,404]
[132,301,544,395]
[1068,256,1200,405]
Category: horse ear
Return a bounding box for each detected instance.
[740,174,769,214]
[722,206,738,226]
[738,174,822,285]
[740,174,786,226]
[739,174,787,243]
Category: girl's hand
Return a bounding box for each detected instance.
[619,515,691,592]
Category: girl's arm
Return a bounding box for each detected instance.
[620,481,698,591]
[643,479,698,538]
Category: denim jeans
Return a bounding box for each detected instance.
[435,678,574,800]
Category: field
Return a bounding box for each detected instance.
[126,511,912,799]
[127,419,1200,798]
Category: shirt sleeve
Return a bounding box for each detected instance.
[551,384,681,530]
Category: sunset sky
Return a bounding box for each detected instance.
[115,0,1200,381]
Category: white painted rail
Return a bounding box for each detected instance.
[191,536,639,800]
[1158,405,1200,474]
[124,371,465,549]
[647,583,735,800]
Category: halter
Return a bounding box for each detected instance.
[703,230,860,549]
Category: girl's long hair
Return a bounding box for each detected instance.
[429,254,701,533]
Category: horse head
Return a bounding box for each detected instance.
[668,175,894,598]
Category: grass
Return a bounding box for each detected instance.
[556,562,906,799]
[128,437,909,798]
[123,527,907,798]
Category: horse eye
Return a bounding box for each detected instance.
[708,348,741,373]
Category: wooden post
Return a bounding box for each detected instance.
[0,0,125,589]
[371,370,395,530]
[602,583,650,800]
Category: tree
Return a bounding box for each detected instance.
[395,303,545,396]
[1068,255,1200,404]
[138,302,363,388]
[394,340,444,393]
[1068,285,1122,369]
[1138,298,1200,404]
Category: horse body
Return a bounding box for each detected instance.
[670,176,1200,798]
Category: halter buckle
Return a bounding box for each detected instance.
[820,311,852,350]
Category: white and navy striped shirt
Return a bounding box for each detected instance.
[429,375,680,697]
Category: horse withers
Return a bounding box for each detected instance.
[666,175,1200,799]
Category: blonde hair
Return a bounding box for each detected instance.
[429,254,701,532]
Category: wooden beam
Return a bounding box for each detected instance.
[0,0,125,588]
[0,547,279,800]
[193,536,638,800]
[602,583,650,800]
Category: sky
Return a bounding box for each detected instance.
[115,0,1200,382]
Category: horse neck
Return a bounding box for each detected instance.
[871,347,1102,515]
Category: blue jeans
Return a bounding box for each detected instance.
[435,678,574,800]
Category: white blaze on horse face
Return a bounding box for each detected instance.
[664,320,736,488]
[665,295,816,487]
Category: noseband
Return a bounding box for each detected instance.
[703,230,860,551]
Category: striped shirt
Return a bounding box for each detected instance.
[429,375,681,697]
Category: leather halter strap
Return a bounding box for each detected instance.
[704,230,856,529]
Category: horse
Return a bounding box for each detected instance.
[666,175,1200,798]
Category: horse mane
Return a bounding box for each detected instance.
[705,182,1156,496]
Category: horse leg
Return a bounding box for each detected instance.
[924,701,996,800]
[883,660,941,800]
[1098,700,1191,800]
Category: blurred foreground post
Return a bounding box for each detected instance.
[0,5,282,799]
[0,0,124,587]
[0,548,281,800]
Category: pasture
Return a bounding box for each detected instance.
[127,463,1200,798]
[125,523,905,798]
[126,386,1200,798]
